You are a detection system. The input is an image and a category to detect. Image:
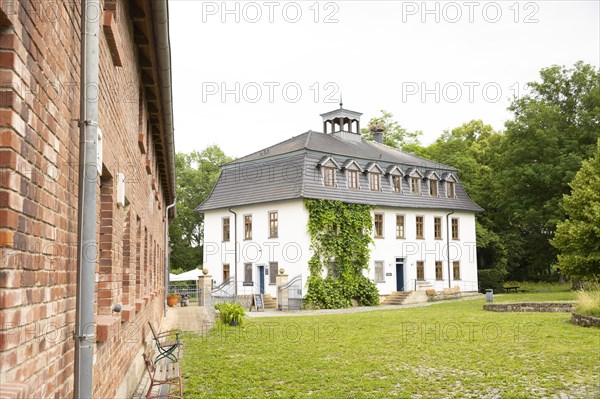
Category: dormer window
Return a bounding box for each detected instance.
[411,177,421,195]
[442,172,458,199]
[370,173,381,191]
[342,159,363,190]
[446,181,456,198]
[392,176,402,192]
[429,180,438,196]
[323,167,336,187]
[365,162,384,192]
[386,165,404,194]
[318,156,340,188]
[347,170,358,189]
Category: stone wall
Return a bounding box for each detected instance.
[483,303,574,312]
[571,312,600,328]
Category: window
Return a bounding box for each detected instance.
[269,262,278,284]
[411,177,421,195]
[396,214,405,239]
[347,170,358,189]
[323,167,335,187]
[269,211,278,238]
[446,181,456,199]
[222,217,230,241]
[416,261,425,281]
[244,215,252,240]
[434,217,442,240]
[369,172,381,191]
[328,261,337,278]
[452,218,459,240]
[375,261,385,283]
[416,216,424,239]
[223,264,230,281]
[244,263,253,283]
[374,213,384,238]
[435,261,443,280]
[429,180,438,196]
[392,175,402,192]
[453,261,460,280]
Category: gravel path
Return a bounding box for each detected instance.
[246,293,483,318]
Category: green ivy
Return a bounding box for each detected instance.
[304,199,380,309]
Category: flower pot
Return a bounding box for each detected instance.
[167,295,180,307]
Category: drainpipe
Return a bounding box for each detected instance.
[446,209,455,289]
[164,197,177,316]
[74,0,100,398]
[228,207,238,296]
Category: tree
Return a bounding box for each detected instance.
[551,139,600,280]
[407,120,508,280]
[169,146,232,271]
[494,62,600,279]
[360,110,422,148]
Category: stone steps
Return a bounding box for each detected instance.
[385,291,412,305]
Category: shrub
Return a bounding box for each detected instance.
[215,302,246,326]
[574,290,600,318]
[478,268,506,293]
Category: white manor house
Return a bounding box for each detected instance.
[196,107,482,303]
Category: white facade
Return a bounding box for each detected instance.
[203,199,478,297]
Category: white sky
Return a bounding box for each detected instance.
[169,0,600,159]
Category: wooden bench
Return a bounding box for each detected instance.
[148,322,182,364]
[142,346,183,399]
[442,285,461,298]
[504,286,519,293]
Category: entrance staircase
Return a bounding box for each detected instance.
[263,294,277,310]
[384,291,412,305]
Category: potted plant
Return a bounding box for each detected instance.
[167,293,180,307]
[216,302,246,326]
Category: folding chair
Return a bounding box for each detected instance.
[148,322,182,364]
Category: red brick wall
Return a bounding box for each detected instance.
[0,1,172,397]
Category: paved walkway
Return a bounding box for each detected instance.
[246,293,483,318]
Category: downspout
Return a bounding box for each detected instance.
[446,210,455,289]
[164,197,177,316]
[228,207,238,297]
[74,0,100,398]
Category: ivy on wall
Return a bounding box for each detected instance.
[304,199,380,309]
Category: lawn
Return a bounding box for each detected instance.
[182,298,599,398]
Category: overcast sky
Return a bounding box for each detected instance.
[169,0,599,159]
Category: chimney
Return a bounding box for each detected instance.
[372,132,383,143]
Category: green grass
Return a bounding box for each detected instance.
[492,291,577,303]
[181,299,599,398]
[503,281,572,293]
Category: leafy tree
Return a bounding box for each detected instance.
[551,139,600,279]
[361,110,422,148]
[494,62,600,279]
[169,146,232,271]
[408,120,508,278]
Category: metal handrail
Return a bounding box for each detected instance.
[278,274,302,291]
[211,277,234,296]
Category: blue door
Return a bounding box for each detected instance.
[395,258,404,291]
[258,266,265,294]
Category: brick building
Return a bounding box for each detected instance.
[0,1,176,397]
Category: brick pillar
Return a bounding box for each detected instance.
[198,270,212,307]
[276,269,288,311]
